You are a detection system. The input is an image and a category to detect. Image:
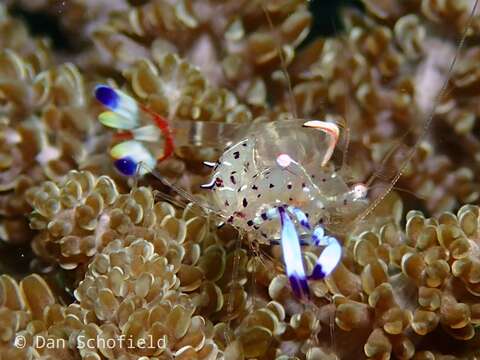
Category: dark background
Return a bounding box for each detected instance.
[9,0,364,51]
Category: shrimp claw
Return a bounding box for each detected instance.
[278,206,310,300]
[309,230,342,280]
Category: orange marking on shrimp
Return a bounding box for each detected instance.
[302,120,340,166]
[140,104,175,162]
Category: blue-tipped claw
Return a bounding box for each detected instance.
[309,234,342,280]
[289,273,310,300]
[309,263,326,280]
[278,206,310,300]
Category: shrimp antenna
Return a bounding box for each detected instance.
[367,182,426,201]
[328,9,351,180]
[340,111,351,174]
[261,2,298,118]
[364,128,414,189]
[223,228,243,345]
[356,0,479,224]
[137,162,218,214]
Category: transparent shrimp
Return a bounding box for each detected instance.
[94,82,348,301]
[195,6,364,301]
[200,114,365,297]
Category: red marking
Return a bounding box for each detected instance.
[140,104,175,162]
[233,211,246,219]
[113,131,133,141]
[215,177,224,187]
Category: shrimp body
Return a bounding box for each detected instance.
[203,119,368,298]
[207,119,367,239]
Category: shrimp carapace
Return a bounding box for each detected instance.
[205,119,367,237]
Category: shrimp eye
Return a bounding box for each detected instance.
[114,157,138,176]
[353,183,368,200]
[276,153,293,168]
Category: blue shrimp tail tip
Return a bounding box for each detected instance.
[289,273,310,300]
[114,157,138,177]
[95,85,118,109]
